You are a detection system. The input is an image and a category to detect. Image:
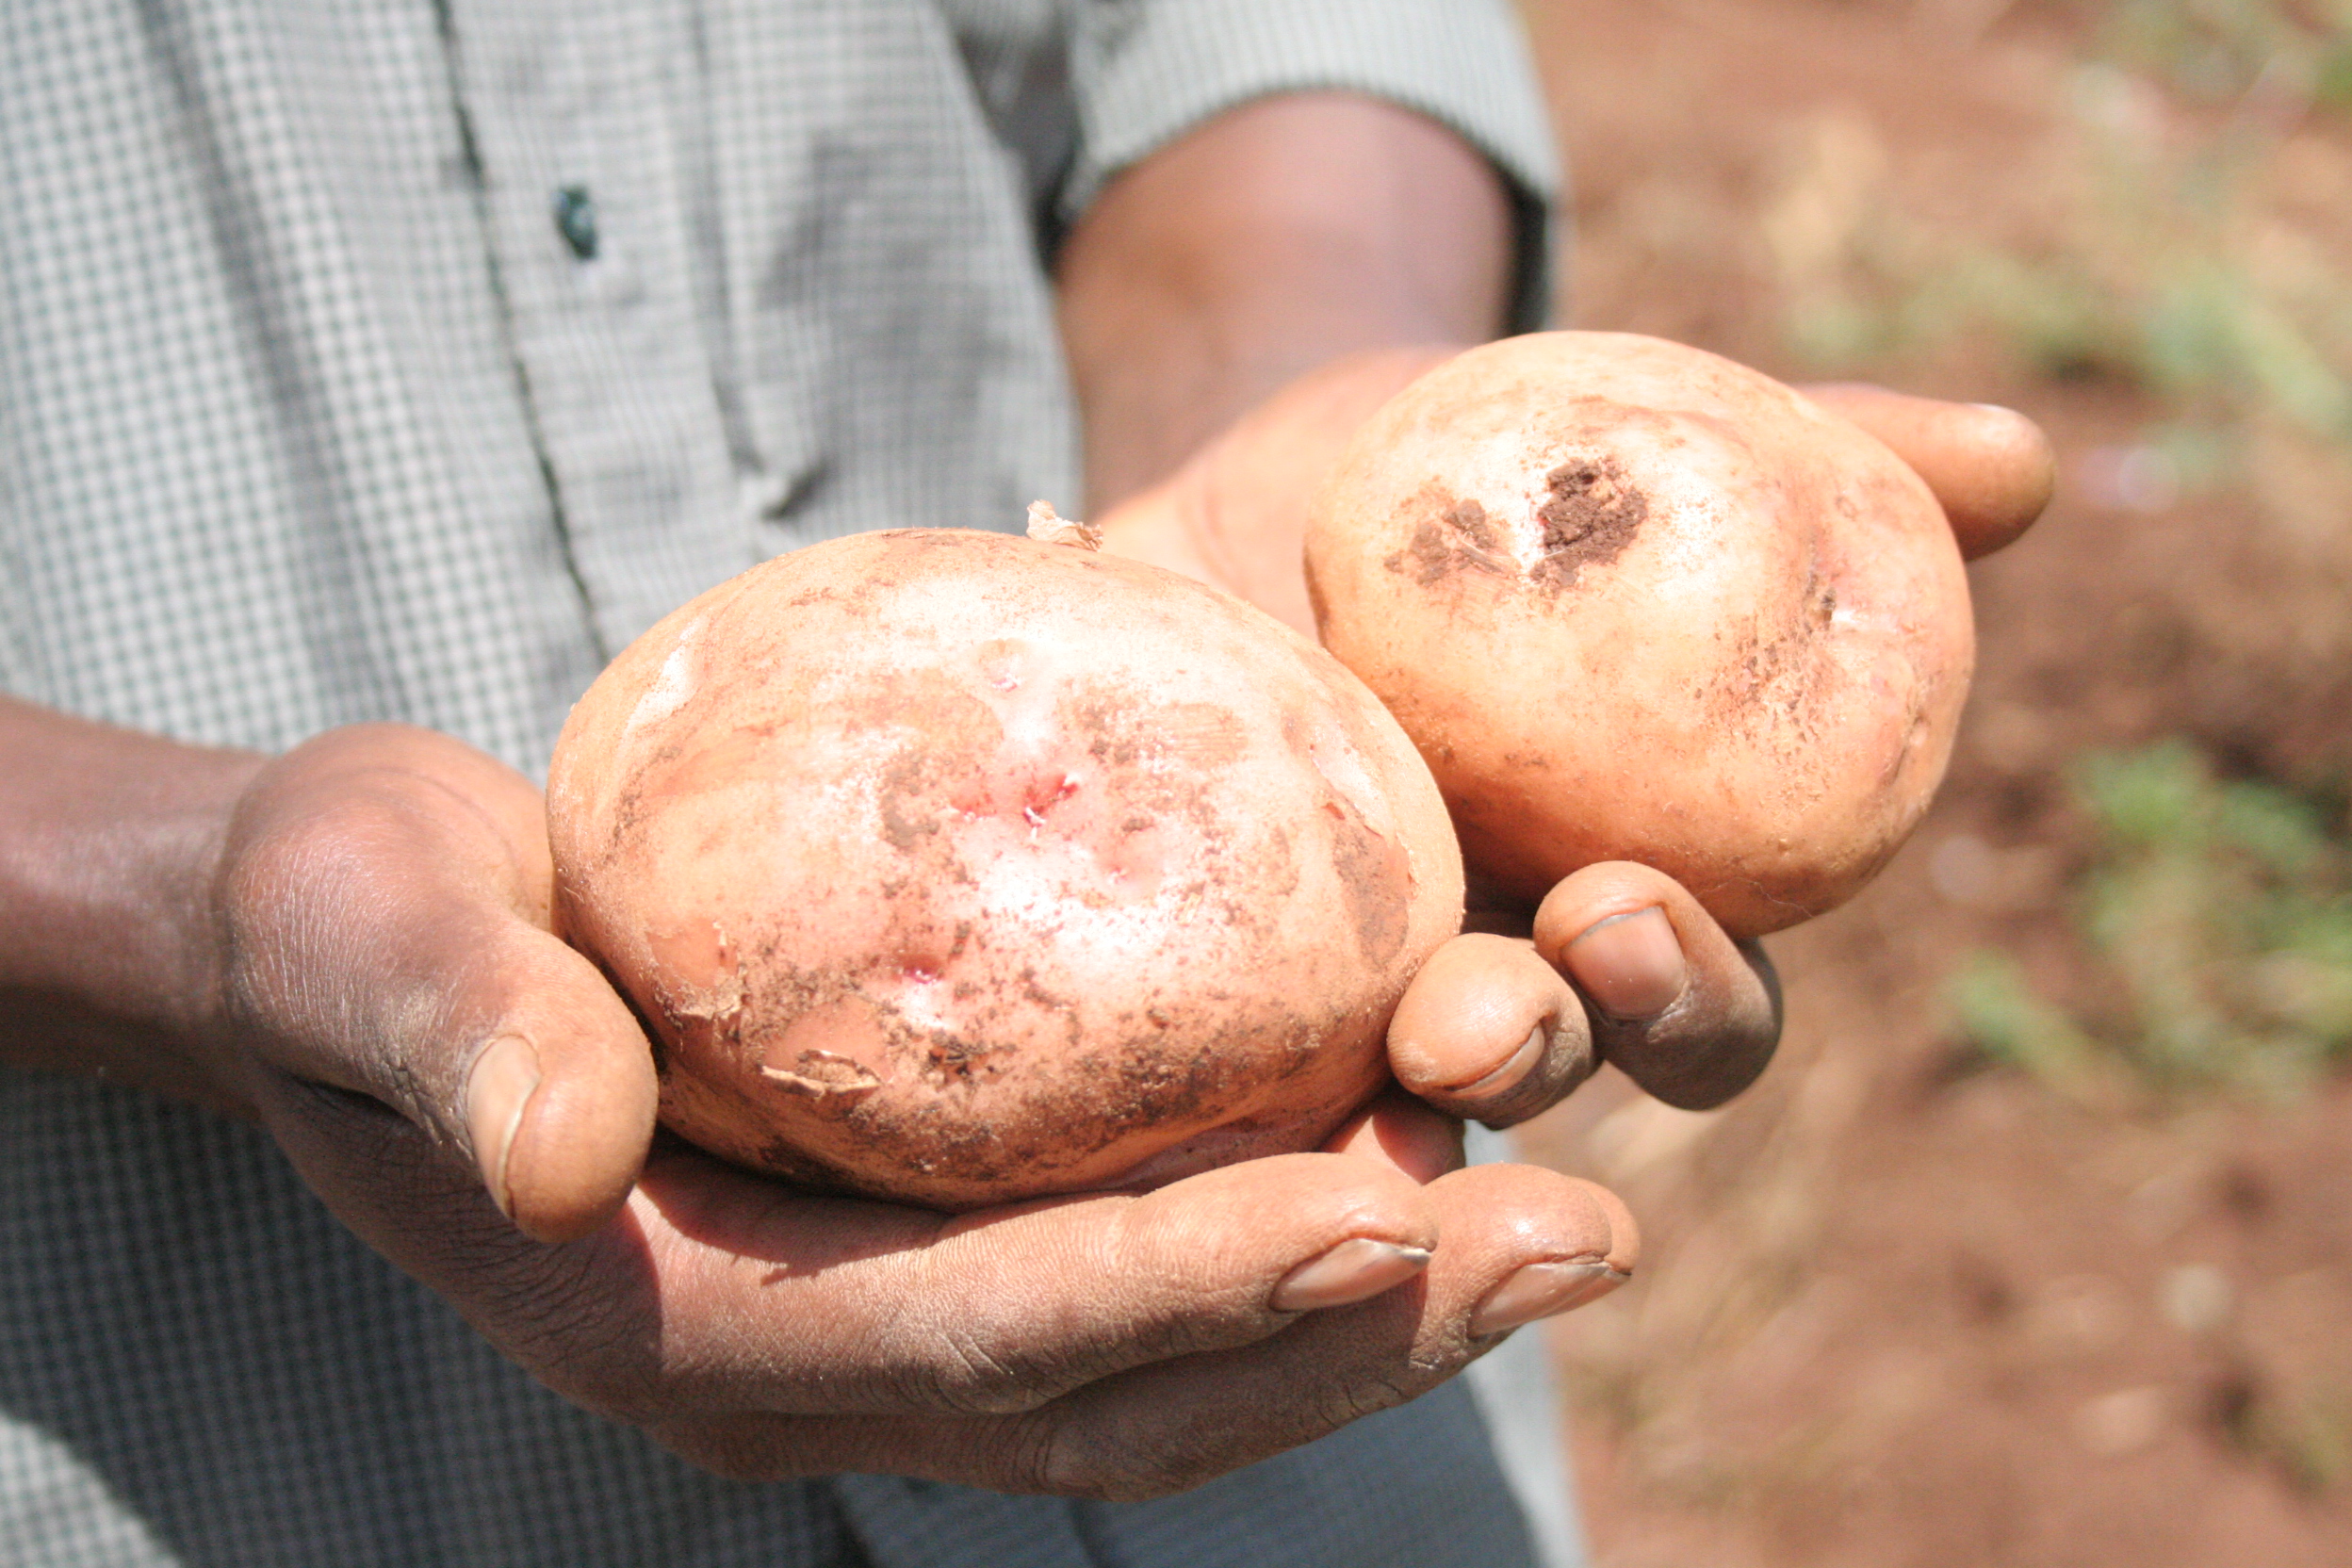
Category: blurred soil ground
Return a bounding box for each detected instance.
[1514,2,2352,1562]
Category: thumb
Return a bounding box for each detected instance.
[458,920,662,1244]
[216,725,660,1247]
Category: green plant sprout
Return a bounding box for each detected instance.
[1772,1,2352,482]
[1950,740,2352,1101]
[2099,0,2352,109]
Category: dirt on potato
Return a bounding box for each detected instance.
[1533,455,1651,586]
[549,528,1463,1211]
[1311,333,1969,935]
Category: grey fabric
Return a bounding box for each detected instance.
[1,0,1557,776]
[1,1,1572,1563]
[835,1377,1539,1568]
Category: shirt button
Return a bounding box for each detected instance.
[552,186,598,259]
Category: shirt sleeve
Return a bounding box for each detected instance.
[1059,0,1562,331]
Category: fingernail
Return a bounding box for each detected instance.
[1470,1259,1621,1336]
[1564,907,1687,1021]
[1450,1022,1549,1101]
[466,1034,541,1219]
[1271,1237,1431,1313]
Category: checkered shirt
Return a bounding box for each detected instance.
[0,2,1574,1564]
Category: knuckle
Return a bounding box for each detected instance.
[1014,1411,1236,1502]
[1269,1365,1415,1444]
[890,1271,1154,1417]
[220,808,427,1005]
[1056,1429,1247,1503]
[1131,1311,1251,1365]
[457,1246,668,1417]
[1024,1421,1102,1497]
[652,1420,808,1484]
[1331,1372,1416,1426]
[921,1331,1063,1416]
[224,790,410,917]
[1027,1420,1168,1502]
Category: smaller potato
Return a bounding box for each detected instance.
[547,525,1463,1210]
[1305,333,1976,938]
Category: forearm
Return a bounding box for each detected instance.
[0,694,264,1112]
[1056,90,1519,512]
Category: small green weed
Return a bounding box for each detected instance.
[2096,0,2352,108]
[2217,1372,2352,1494]
[1949,741,2352,1101]
[1947,949,2116,1100]
[1771,2,2352,485]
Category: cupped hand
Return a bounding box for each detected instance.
[1098,345,2055,1128]
[196,723,1632,1498]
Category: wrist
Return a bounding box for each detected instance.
[1057,91,1513,511]
[0,697,268,1113]
[1098,347,1458,632]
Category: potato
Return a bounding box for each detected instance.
[1304,332,1974,938]
[547,525,1462,1210]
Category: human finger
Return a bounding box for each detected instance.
[660,1161,1631,1497]
[1383,932,1597,1127]
[1320,1085,1468,1183]
[1800,382,2055,560]
[596,1145,1443,1422]
[1529,862,1781,1109]
[1037,1160,1631,1497]
[218,725,659,1242]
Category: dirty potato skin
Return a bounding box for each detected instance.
[1305,333,1974,939]
[547,529,1463,1211]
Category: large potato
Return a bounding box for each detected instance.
[548,528,1462,1210]
[1305,332,1974,938]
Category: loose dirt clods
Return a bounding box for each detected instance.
[1389,493,1518,586]
[760,1049,883,1099]
[1532,456,1649,589]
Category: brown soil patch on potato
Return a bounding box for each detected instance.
[1323,797,1416,967]
[735,993,1344,1201]
[1533,456,1649,588]
[1380,455,1648,594]
[1390,489,1520,586]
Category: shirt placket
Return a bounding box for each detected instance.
[441,0,751,656]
